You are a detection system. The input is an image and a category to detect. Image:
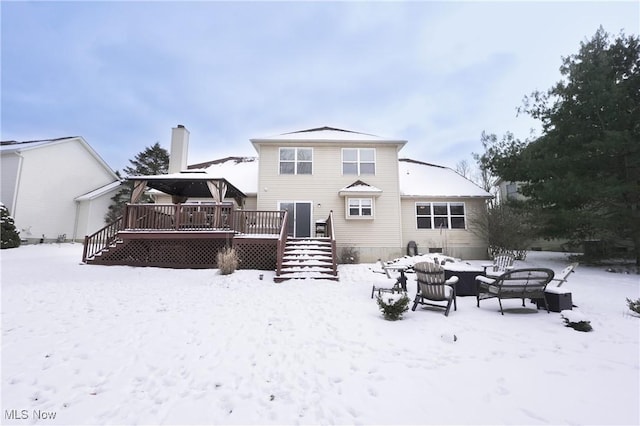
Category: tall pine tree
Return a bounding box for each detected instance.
[484,28,640,264]
[105,143,169,222]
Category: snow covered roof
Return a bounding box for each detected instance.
[338,180,383,196]
[127,170,247,200]
[194,157,259,195]
[191,156,492,199]
[399,158,492,198]
[250,126,407,149]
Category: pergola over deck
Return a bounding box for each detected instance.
[83,171,289,270]
[128,170,247,206]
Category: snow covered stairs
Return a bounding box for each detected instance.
[274,237,338,282]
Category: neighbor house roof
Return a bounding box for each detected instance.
[0,136,119,181]
[75,181,123,201]
[399,158,492,198]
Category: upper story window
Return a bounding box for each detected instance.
[279,148,312,175]
[416,202,466,229]
[347,198,373,218]
[342,148,375,175]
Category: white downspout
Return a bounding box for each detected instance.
[73,200,81,242]
[11,151,24,219]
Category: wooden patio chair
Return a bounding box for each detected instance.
[482,252,515,275]
[371,260,404,298]
[411,261,459,316]
[476,268,555,315]
[551,262,579,287]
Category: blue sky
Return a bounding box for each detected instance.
[2,1,638,172]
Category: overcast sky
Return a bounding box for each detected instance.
[2,1,638,172]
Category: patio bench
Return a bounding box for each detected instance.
[476,268,555,315]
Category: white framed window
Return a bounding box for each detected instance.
[342,148,375,175]
[279,148,312,175]
[416,202,466,229]
[347,198,373,218]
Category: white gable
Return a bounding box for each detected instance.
[250,126,407,147]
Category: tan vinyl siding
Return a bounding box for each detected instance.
[256,143,403,260]
[400,197,489,259]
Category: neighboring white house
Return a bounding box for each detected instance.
[176,126,493,261]
[0,137,121,243]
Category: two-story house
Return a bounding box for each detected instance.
[1,137,121,243]
[83,125,492,275]
[193,126,491,261]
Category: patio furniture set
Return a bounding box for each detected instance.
[371,255,578,316]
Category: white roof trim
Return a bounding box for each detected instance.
[338,180,383,197]
[1,136,120,181]
[75,180,122,201]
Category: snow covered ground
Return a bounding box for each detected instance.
[2,243,639,425]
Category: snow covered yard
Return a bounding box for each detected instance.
[1,244,639,425]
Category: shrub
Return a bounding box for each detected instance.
[626,298,640,316]
[217,247,239,275]
[376,293,410,321]
[339,246,360,264]
[1,203,21,249]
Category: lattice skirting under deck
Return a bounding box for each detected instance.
[92,237,277,270]
[233,238,278,270]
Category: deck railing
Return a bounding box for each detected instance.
[82,216,124,262]
[121,203,286,235]
[124,203,235,231]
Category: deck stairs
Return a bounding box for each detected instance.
[274,237,339,282]
[85,237,126,264]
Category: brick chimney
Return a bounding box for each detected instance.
[169,124,190,173]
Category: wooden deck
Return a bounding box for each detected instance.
[83,204,285,269]
[83,204,338,278]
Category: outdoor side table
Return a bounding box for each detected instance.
[443,264,484,296]
[536,286,573,312]
[384,264,412,292]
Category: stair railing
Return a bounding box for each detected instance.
[326,210,338,276]
[82,215,124,262]
[275,210,289,277]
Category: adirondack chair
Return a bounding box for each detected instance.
[551,262,579,287]
[531,262,579,311]
[411,261,459,316]
[482,253,515,275]
[476,268,555,315]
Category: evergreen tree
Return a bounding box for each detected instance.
[1,203,21,249]
[105,143,170,223]
[483,28,640,265]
